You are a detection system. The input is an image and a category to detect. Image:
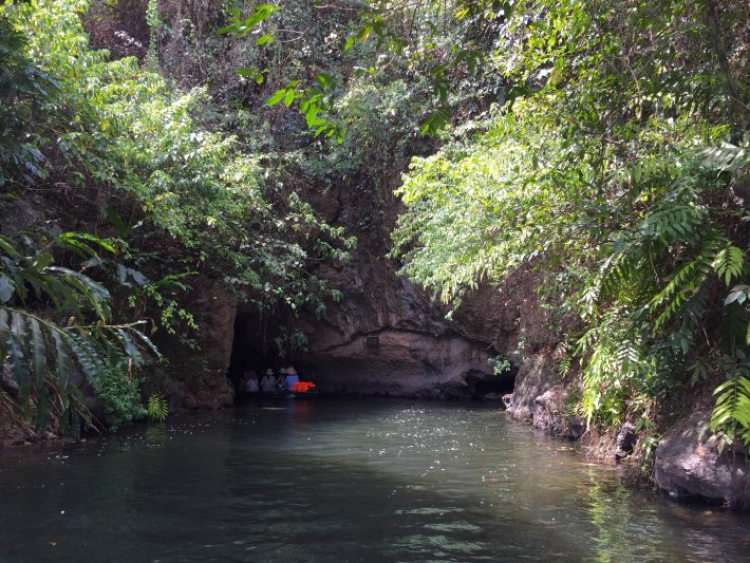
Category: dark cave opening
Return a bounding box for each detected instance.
[465,368,516,403]
[227,310,276,394]
[474,375,516,396]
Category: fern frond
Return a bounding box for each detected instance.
[51,330,70,391]
[0,309,8,353]
[115,328,144,368]
[132,328,161,358]
[7,316,31,397]
[67,332,106,383]
[699,143,749,172]
[649,236,723,331]
[46,266,111,321]
[576,324,600,356]
[29,317,46,388]
[147,394,168,422]
[0,305,158,432]
[712,245,744,287]
[640,205,707,243]
[711,375,750,448]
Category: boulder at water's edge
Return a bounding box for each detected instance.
[655,413,749,509]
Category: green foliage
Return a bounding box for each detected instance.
[487,355,511,376]
[699,143,750,172]
[0,232,157,433]
[711,368,750,450]
[4,0,356,364]
[10,0,748,451]
[94,361,146,431]
[391,0,750,443]
[216,1,355,141]
[0,3,58,185]
[218,0,502,140]
[146,393,168,422]
[145,0,159,70]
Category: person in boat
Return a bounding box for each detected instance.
[245,370,260,393]
[276,369,287,393]
[237,372,248,394]
[284,366,300,391]
[260,369,277,393]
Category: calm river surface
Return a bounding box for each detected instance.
[1,399,749,562]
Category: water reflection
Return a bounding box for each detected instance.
[0,399,748,562]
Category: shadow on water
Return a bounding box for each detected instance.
[1,399,749,563]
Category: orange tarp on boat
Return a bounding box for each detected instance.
[292,381,316,392]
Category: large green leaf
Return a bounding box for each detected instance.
[8,313,30,396]
[56,232,116,258]
[29,252,54,273]
[35,383,51,431]
[0,256,26,302]
[66,332,103,384]
[52,330,70,391]
[47,266,111,321]
[0,309,9,354]
[0,272,15,303]
[29,317,46,388]
[0,235,22,259]
[132,328,162,358]
[115,328,144,368]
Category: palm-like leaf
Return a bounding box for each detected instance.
[0,233,159,435]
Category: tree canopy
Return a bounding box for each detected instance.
[388,0,750,446]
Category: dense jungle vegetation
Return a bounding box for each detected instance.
[1,0,749,461]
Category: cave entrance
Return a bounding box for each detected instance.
[227,310,276,395]
[465,369,516,402]
[474,375,515,396]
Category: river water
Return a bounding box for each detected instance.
[1,399,749,562]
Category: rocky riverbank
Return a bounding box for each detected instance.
[503,352,750,510]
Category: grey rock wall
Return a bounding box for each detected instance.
[655,414,750,509]
[297,256,498,396]
[506,354,585,440]
[305,328,494,398]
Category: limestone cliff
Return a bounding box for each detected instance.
[297,259,497,398]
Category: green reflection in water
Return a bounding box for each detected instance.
[0,400,748,563]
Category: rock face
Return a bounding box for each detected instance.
[447,266,568,358]
[306,328,494,398]
[159,280,237,411]
[0,194,60,238]
[655,414,750,509]
[615,422,637,461]
[296,257,499,397]
[283,222,566,398]
[506,354,584,440]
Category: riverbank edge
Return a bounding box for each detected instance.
[506,353,750,511]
